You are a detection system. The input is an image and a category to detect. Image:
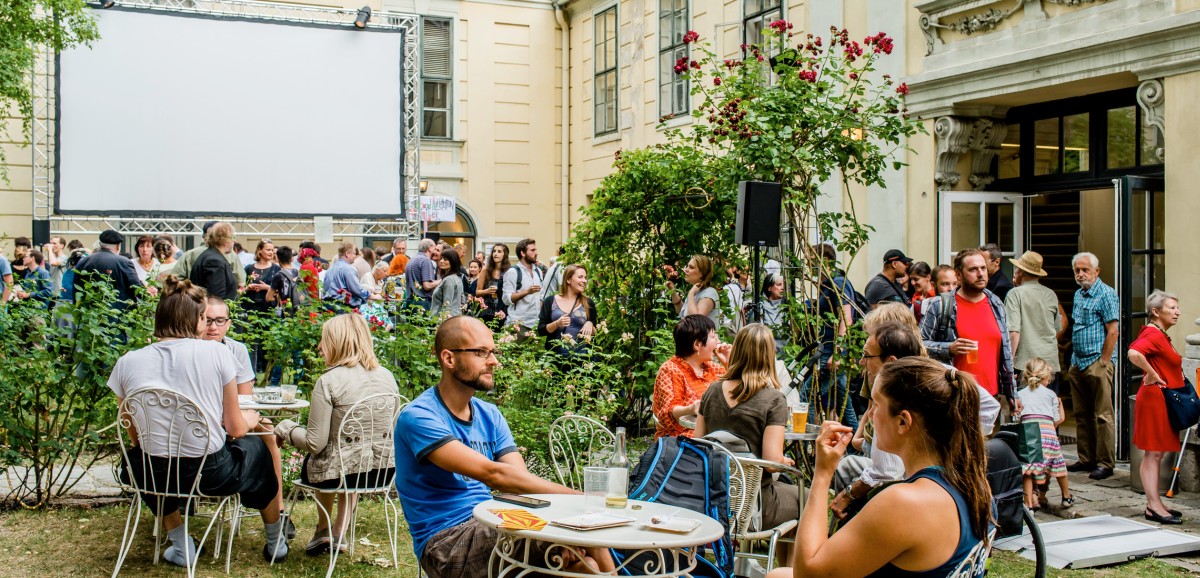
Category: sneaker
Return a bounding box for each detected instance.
[305,528,332,556]
[331,535,349,554]
[283,512,297,540]
[1061,495,1075,508]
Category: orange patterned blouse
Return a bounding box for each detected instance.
[652,356,725,438]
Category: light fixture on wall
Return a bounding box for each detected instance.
[354,6,371,29]
[419,180,429,193]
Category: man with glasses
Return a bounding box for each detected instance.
[202,295,294,538]
[395,316,613,578]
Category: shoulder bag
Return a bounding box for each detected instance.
[1162,376,1200,432]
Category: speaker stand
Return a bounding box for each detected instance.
[752,243,763,322]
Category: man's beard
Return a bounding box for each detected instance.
[454,366,494,392]
[1076,278,1095,290]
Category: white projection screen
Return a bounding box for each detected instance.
[57,8,404,217]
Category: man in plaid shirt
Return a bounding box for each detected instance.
[1066,252,1119,480]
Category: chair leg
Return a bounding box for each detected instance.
[384,494,401,571]
[111,494,144,578]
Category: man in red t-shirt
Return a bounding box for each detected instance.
[918,249,1021,415]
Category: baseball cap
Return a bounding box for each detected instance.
[883,249,912,265]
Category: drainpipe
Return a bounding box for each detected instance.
[553,0,571,246]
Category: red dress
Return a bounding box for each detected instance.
[1131,325,1183,452]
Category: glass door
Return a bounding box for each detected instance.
[1115,175,1165,460]
[938,192,1024,269]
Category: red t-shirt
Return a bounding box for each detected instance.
[955,294,1002,395]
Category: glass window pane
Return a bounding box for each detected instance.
[1153,253,1165,292]
[1153,190,1164,249]
[423,81,447,108]
[1141,114,1162,165]
[745,0,762,16]
[984,203,1013,251]
[1063,113,1089,172]
[1106,106,1136,169]
[950,203,981,253]
[423,111,447,138]
[1131,190,1147,250]
[997,123,1020,179]
[1034,118,1059,176]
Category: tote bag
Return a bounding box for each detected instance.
[997,421,1044,464]
[1162,377,1200,432]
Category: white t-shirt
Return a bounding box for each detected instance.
[107,339,238,457]
[1018,385,1060,421]
[221,337,255,385]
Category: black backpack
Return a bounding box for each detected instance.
[986,435,1026,538]
[832,276,870,323]
[620,436,733,577]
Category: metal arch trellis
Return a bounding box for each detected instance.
[31,0,422,239]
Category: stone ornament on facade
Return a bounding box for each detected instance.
[934,116,1008,191]
[1136,78,1165,162]
[918,0,1110,55]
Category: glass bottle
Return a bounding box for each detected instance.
[606,427,629,508]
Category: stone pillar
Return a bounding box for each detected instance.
[1185,317,1200,386]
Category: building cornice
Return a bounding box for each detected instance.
[904,9,1200,117]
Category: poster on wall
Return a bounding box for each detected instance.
[420,196,456,222]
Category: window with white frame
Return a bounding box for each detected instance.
[658,0,688,119]
[593,6,618,136]
[422,17,452,139]
[742,0,781,49]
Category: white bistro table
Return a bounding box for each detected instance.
[238,396,309,435]
[472,494,725,578]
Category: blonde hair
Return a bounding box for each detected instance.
[723,324,782,403]
[863,302,927,356]
[319,314,380,370]
[690,255,715,290]
[1022,357,1054,390]
[557,264,591,313]
[203,222,234,249]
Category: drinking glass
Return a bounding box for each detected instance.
[792,402,810,433]
[583,467,608,513]
[281,384,298,402]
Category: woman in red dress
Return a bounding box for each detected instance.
[1128,290,1184,524]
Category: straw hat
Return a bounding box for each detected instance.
[1009,251,1048,277]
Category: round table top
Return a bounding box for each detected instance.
[784,431,818,442]
[472,494,725,550]
[238,396,310,411]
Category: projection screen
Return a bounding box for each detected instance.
[57,8,404,217]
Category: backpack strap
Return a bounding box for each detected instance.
[935,292,954,342]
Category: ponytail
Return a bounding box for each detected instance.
[1022,357,1053,391]
[878,358,991,538]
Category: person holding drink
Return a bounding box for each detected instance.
[920,248,1021,416]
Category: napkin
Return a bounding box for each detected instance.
[489,508,548,531]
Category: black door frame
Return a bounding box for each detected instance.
[1115,175,1166,460]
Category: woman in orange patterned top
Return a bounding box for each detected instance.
[653,315,732,438]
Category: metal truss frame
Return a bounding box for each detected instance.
[31,0,422,239]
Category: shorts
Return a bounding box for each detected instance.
[300,456,395,490]
[420,518,555,578]
[119,436,278,516]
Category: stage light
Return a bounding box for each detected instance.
[354,6,371,29]
[100,0,116,7]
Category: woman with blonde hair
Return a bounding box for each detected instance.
[694,323,797,529]
[190,222,238,300]
[537,264,598,357]
[275,314,401,553]
[670,255,720,323]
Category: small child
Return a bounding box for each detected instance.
[1017,358,1073,510]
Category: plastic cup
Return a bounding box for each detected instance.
[792,403,809,433]
[281,384,298,402]
[583,467,608,513]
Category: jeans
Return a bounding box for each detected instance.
[799,347,859,433]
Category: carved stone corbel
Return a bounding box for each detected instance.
[969,119,1008,190]
[1137,79,1165,162]
[934,117,972,191]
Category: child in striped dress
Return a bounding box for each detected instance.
[1017,357,1074,510]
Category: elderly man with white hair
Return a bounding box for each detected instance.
[1066,251,1119,481]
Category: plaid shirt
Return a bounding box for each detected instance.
[1070,279,1119,370]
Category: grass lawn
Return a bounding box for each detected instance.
[0,500,1195,577]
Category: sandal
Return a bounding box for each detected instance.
[305,528,332,556]
[1061,495,1075,508]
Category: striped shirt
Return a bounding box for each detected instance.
[1070,279,1119,370]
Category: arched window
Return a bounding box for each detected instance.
[428,208,477,252]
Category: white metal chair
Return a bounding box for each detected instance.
[548,414,615,490]
[112,388,238,578]
[700,432,806,577]
[285,392,407,578]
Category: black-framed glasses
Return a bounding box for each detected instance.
[205,317,231,326]
[449,348,502,359]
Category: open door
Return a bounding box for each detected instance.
[1115,175,1165,460]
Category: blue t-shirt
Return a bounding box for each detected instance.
[0,255,11,296]
[394,387,518,559]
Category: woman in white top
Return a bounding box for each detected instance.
[131,235,160,284]
[669,255,720,324]
[109,277,290,566]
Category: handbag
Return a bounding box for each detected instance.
[1161,377,1200,432]
[997,421,1044,464]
